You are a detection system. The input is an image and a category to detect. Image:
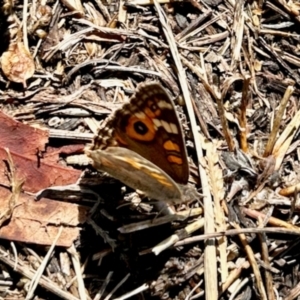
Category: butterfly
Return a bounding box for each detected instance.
[85,82,198,204]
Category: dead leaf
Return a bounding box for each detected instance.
[1,42,35,87]
[0,187,87,247]
[0,111,48,159]
[0,113,86,247]
[0,111,81,192]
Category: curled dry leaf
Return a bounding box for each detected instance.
[1,42,35,87]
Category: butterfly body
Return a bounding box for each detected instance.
[86,83,194,204]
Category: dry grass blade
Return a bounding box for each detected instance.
[272,103,300,170]
[257,218,276,300]
[264,85,294,157]
[26,227,64,300]
[233,223,268,300]
[68,244,87,300]
[205,141,227,282]
[152,218,204,255]
[239,75,251,152]
[153,1,217,298]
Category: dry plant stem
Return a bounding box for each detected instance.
[265,1,290,19]
[281,50,300,67]
[276,0,300,23]
[153,2,217,299]
[114,284,149,300]
[284,282,300,300]
[66,58,120,80]
[44,24,138,61]
[272,106,300,170]
[244,155,276,204]
[228,276,252,300]
[49,129,94,141]
[119,208,203,234]
[233,223,268,300]
[179,14,224,44]
[185,279,203,300]
[260,29,300,38]
[279,183,300,196]
[216,93,235,151]
[190,31,229,47]
[222,261,251,296]
[94,65,161,77]
[175,10,212,41]
[180,55,218,99]
[239,75,251,152]
[26,227,64,300]
[243,208,300,232]
[0,249,79,300]
[22,0,29,50]
[191,96,211,139]
[119,214,186,233]
[264,86,294,157]
[174,227,300,248]
[230,0,244,70]
[152,218,205,255]
[94,271,113,300]
[103,273,130,300]
[94,0,111,21]
[68,244,88,300]
[258,37,297,81]
[10,242,18,270]
[205,142,228,282]
[258,218,275,300]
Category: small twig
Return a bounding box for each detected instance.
[239,75,251,152]
[232,222,267,300]
[103,273,130,300]
[258,217,276,300]
[264,85,294,157]
[94,271,114,300]
[22,0,29,50]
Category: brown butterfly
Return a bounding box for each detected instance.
[85,82,198,204]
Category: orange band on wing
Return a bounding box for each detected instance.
[151,173,173,187]
[167,155,183,165]
[144,107,156,118]
[163,140,180,152]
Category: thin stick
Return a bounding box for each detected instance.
[264,85,294,157]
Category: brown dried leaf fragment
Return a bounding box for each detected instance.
[1,42,35,87]
[0,187,87,247]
